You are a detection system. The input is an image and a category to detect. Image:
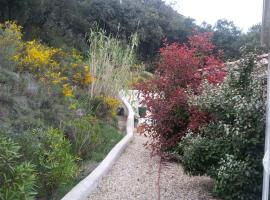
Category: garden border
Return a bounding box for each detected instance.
[62,93,134,200]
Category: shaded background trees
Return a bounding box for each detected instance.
[0,0,266,66]
[0,0,195,61]
[200,19,266,60]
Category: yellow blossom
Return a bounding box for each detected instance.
[62,84,73,97]
[84,65,90,72]
[61,76,68,81]
[68,103,77,110]
[75,155,82,161]
[98,96,121,117]
[81,73,93,85]
[103,96,120,108]
[52,79,60,84]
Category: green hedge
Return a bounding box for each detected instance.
[181,53,265,200]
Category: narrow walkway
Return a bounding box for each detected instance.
[88,132,217,200]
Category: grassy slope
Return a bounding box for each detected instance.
[56,123,123,199]
[90,122,123,162]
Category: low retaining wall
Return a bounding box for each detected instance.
[62,94,134,200]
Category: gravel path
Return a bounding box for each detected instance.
[88,132,217,200]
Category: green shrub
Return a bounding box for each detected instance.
[65,116,123,161]
[185,53,265,199]
[170,131,198,161]
[0,135,36,200]
[65,116,101,159]
[181,135,232,176]
[214,155,262,200]
[181,136,207,175]
[34,128,77,198]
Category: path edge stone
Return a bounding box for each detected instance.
[61,94,135,200]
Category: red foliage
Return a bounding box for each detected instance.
[137,33,225,156]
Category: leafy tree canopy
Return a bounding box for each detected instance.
[0,0,195,60]
[0,1,265,62]
[199,20,266,61]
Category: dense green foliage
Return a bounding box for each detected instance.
[200,20,266,61]
[0,0,265,64]
[0,0,195,61]
[34,128,77,198]
[180,54,265,199]
[65,116,101,159]
[214,155,262,200]
[242,24,266,55]
[181,134,232,177]
[0,136,36,200]
[212,20,243,60]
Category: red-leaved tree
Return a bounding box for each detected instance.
[137,32,226,156]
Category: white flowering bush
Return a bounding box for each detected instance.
[181,53,266,200]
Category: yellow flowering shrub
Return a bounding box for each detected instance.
[19,41,59,67]
[0,20,22,35]
[68,50,91,86]
[15,40,64,84]
[4,22,94,98]
[62,84,73,97]
[80,65,93,85]
[95,96,120,117]
[103,96,120,109]
[0,21,95,102]
[0,21,23,70]
[48,51,93,88]
[81,73,93,85]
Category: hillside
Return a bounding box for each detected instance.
[0,0,195,60]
